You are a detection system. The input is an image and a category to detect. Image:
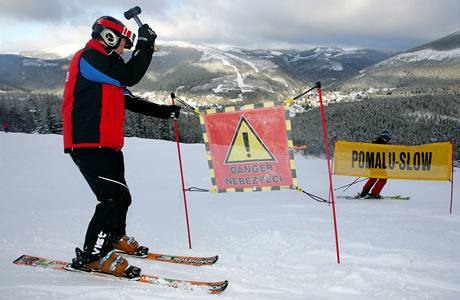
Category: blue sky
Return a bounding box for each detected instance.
[1,0,459,54]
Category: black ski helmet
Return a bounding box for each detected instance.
[91,16,135,50]
[381,129,393,142]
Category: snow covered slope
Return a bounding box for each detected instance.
[0,132,459,299]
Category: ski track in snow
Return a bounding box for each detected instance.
[196,44,259,97]
[1,132,459,300]
[201,45,259,73]
[165,42,258,96]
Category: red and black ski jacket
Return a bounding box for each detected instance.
[63,39,171,151]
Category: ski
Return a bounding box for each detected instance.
[338,195,410,200]
[13,255,228,294]
[127,252,219,266]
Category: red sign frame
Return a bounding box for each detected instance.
[203,105,293,191]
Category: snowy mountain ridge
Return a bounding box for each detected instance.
[2,30,459,101]
[374,48,460,67]
[0,42,391,103]
[340,30,460,90]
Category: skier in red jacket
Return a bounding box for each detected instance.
[2,121,8,133]
[357,130,393,199]
[62,16,180,279]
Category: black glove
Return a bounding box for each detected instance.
[136,24,157,51]
[167,105,181,119]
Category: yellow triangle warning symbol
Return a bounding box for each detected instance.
[224,115,276,164]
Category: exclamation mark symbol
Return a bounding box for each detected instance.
[243,132,251,158]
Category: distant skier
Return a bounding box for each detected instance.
[2,121,8,133]
[357,129,393,199]
[62,16,180,279]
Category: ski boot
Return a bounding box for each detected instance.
[353,192,364,199]
[67,247,141,279]
[365,193,382,199]
[113,235,149,257]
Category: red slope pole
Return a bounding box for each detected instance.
[450,140,455,214]
[171,94,192,249]
[317,82,341,264]
[328,136,337,204]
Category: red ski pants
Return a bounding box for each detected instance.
[362,178,387,196]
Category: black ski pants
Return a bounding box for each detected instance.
[69,148,131,261]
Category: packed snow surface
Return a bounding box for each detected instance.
[0,132,459,299]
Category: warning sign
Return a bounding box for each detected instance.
[225,115,276,164]
[200,103,297,192]
[333,141,452,181]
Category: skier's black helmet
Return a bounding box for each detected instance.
[91,16,135,50]
[381,129,393,142]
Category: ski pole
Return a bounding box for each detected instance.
[170,93,201,115]
[343,178,365,192]
[171,93,193,249]
[334,177,365,191]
